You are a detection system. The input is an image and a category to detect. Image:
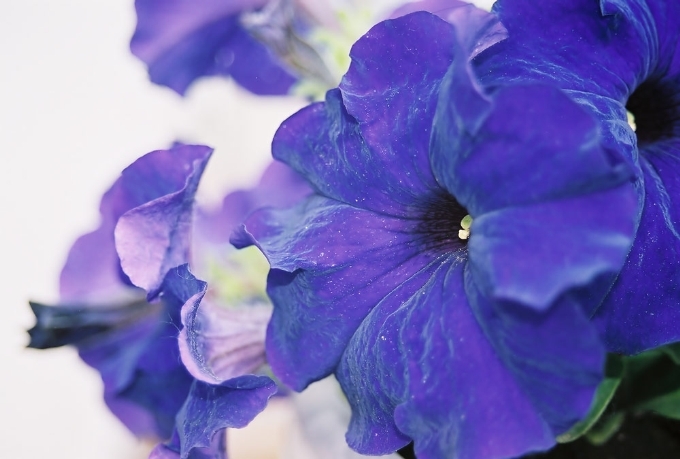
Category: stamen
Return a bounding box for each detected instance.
[458,215,473,240]
[626,110,637,132]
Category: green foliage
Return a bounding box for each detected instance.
[558,341,680,444]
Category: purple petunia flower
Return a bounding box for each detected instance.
[28,145,279,458]
[30,145,213,439]
[129,0,502,98]
[234,10,639,459]
[110,154,309,456]
[130,0,327,96]
[473,0,680,355]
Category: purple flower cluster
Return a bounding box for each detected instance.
[28,0,680,458]
[29,145,309,457]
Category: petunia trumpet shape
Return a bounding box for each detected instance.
[235,10,638,459]
[111,157,309,457]
[27,145,279,459]
[474,0,680,355]
[130,0,319,96]
[29,145,212,439]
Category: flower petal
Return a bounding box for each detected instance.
[338,260,558,458]
[464,267,606,438]
[337,12,457,199]
[80,265,205,438]
[390,1,507,59]
[115,145,212,297]
[467,186,637,311]
[475,0,657,101]
[171,376,277,459]
[273,13,460,217]
[195,161,311,245]
[131,0,296,95]
[236,195,441,390]
[433,83,634,216]
[58,223,131,303]
[179,296,271,384]
[594,143,680,353]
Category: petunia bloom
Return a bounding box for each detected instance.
[27,145,279,458]
[473,0,680,355]
[29,145,212,439]
[130,0,322,96]
[110,154,310,456]
[235,10,638,459]
[129,0,498,98]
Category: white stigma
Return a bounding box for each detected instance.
[458,215,473,240]
[627,110,637,132]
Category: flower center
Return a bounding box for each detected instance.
[413,192,471,253]
[626,78,680,144]
[201,246,270,307]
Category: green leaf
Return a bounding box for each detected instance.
[661,342,680,366]
[584,411,626,446]
[637,390,680,420]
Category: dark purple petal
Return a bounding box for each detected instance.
[464,269,606,438]
[77,312,187,439]
[274,13,459,217]
[170,376,277,459]
[475,0,656,101]
[467,187,636,311]
[179,296,271,384]
[336,259,444,455]
[115,145,212,297]
[337,12,456,198]
[223,23,299,95]
[62,144,212,301]
[237,195,441,389]
[273,89,437,217]
[390,0,507,59]
[79,265,206,439]
[594,142,680,353]
[433,83,633,215]
[474,0,680,355]
[26,295,180,439]
[338,260,557,458]
[131,0,296,95]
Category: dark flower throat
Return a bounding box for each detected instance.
[626,78,680,144]
[413,191,470,253]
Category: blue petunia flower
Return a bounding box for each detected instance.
[30,145,213,439]
[473,0,680,355]
[28,145,279,458]
[130,0,334,96]
[129,0,503,98]
[234,10,638,459]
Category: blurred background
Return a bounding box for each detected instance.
[0,1,492,458]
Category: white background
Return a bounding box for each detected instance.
[0,1,493,458]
